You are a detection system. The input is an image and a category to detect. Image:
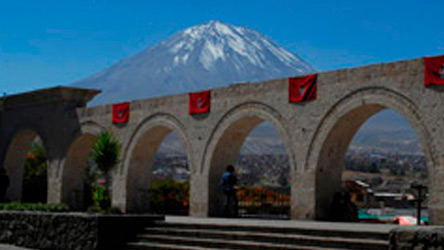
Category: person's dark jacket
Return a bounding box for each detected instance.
[222,171,237,192]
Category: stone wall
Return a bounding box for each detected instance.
[0,211,163,250]
[389,226,444,249]
[4,56,444,224]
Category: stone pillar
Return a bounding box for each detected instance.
[291,168,316,220]
[111,166,127,212]
[47,159,62,204]
[427,156,444,225]
[189,173,209,217]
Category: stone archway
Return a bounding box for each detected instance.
[306,87,435,221]
[59,121,103,210]
[118,113,193,213]
[202,102,296,217]
[61,134,96,210]
[2,129,48,202]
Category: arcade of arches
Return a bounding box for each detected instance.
[1,56,444,224]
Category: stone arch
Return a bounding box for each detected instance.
[202,102,295,216]
[306,87,435,220]
[2,128,48,202]
[120,113,193,213]
[59,121,104,210]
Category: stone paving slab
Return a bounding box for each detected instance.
[165,215,407,233]
[0,244,33,250]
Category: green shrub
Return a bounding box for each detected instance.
[0,202,69,212]
[87,204,103,213]
[149,179,189,215]
[87,204,122,214]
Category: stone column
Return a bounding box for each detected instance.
[47,159,62,204]
[189,173,209,217]
[111,166,127,212]
[291,168,316,220]
[427,155,444,225]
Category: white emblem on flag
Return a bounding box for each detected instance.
[197,98,203,109]
[299,85,305,96]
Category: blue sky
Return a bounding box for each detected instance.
[1,0,443,95]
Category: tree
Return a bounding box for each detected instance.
[89,131,121,212]
[92,131,121,174]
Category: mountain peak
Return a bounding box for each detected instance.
[166,21,311,71]
[73,21,314,105]
[187,20,243,38]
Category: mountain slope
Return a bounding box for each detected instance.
[73,20,313,105]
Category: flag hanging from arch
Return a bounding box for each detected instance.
[424,55,444,86]
[288,74,317,103]
[189,90,211,114]
[112,102,130,123]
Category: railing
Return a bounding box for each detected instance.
[237,186,290,219]
[139,182,289,218]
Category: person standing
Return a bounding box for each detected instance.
[0,168,10,203]
[222,165,238,217]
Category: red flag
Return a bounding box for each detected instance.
[189,90,211,114]
[289,74,317,103]
[425,55,444,86]
[112,102,130,123]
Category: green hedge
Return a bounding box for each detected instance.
[0,202,69,212]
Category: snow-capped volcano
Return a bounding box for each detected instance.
[73,20,314,105]
[166,20,310,72]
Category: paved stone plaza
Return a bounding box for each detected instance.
[0,244,32,250]
[165,215,399,232]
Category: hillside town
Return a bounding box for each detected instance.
[153,146,428,221]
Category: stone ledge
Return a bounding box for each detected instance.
[2,86,100,109]
[0,211,164,250]
[389,226,444,249]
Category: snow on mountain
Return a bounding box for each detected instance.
[72,20,314,105]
